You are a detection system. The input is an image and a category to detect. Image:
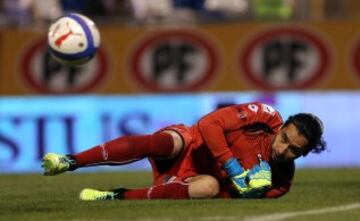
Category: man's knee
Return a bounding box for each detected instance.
[187,175,220,199]
[161,130,184,159]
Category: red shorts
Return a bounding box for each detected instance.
[148,124,202,185]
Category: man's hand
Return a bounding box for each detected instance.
[224,157,272,197]
[223,158,249,193]
[231,169,250,193]
[239,159,272,198]
[247,159,272,190]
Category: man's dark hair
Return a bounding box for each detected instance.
[283,113,327,156]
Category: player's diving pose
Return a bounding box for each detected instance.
[42,102,326,200]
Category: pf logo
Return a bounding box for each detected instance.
[350,37,360,83]
[20,38,108,94]
[239,27,332,90]
[129,30,218,92]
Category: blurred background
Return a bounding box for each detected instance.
[0,0,359,173]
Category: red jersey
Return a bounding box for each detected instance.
[152,103,294,198]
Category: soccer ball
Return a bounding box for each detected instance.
[48,13,100,66]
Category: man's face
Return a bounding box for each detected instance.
[271,123,308,162]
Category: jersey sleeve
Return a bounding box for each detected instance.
[265,185,291,198]
[197,102,283,165]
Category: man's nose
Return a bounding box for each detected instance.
[278,144,288,155]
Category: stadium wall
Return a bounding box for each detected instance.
[1,21,360,94]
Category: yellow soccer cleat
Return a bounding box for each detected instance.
[41,153,75,176]
[79,188,116,201]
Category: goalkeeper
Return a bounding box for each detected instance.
[42,102,326,200]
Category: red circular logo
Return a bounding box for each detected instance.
[20,37,108,94]
[129,30,218,92]
[350,38,360,82]
[239,27,331,90]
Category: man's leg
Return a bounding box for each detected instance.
[187,175,220,198]
[79,175,220,200]
[42,130,183,175]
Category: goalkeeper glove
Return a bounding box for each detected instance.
[247,159,272,190]
[223,158,249,193]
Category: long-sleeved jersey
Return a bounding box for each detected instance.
[197,102,283,165]
[152,103,295,198]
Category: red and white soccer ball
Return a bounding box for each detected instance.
[48,13,100,66]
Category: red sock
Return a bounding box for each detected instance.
[123,181,190,199]
[72,133,174,167]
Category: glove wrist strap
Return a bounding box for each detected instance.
[223,157,244,177]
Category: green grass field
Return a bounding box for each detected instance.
[1,169,360,221]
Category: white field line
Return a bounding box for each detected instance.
[243,202,360,221]
[199,216,237,221]
[55,202,360,221]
